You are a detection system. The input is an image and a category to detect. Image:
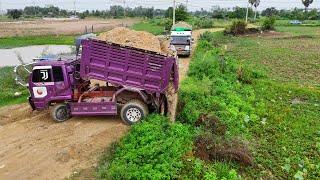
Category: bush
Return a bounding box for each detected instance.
[193,18,215,29]
[261,17,276,31]
[97,115,193,179]
[224,20,247,35]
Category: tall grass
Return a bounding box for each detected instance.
[0,66,28,107]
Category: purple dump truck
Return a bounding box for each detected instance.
[27,39,179,124]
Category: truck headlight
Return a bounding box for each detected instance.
[185,46,190,51]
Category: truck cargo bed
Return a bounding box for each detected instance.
[80,39,178,94]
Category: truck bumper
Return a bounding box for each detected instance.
[177,50,190,56]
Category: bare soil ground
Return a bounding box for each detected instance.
[0,18,139,38]
[0,104,128,180]
[0,28,223,180]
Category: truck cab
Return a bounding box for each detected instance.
[28,60,77,111]
[170,27,193,57]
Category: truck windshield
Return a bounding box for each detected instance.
[171,36,190,44]
[32,69,52,83]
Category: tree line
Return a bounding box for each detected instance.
[6,3,320,21]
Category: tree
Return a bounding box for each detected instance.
[249,0,260,21]
[261,7,279,17]
[7,9,23,19]
[165,4,189,22]
[230,7,253,19]
[302,0,313,12]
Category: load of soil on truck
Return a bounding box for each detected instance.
[98,27,160,53]
[98,27,175,56]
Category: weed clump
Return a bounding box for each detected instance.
[195,114,253,167]
[195,136,253,166]
[224,20,247,35]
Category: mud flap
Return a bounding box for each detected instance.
[28,96,36,111]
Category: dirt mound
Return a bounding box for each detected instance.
[195,136,253,166]
[194,114,253,166]
[98,27,162,53]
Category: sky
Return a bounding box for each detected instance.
[0,0,319,12]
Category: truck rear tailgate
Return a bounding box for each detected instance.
[80,39,177,94]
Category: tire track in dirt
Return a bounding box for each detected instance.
[0,28,223,180]
[0,104,128,180]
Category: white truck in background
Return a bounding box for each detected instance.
[170,23,193,57]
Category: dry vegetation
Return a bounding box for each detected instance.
[0,18,139,38]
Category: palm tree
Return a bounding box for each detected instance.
[302,0,314,12]
[246,0,260,22]
[250,0,260,21]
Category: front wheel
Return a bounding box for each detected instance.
[51,104,71,123]
[120,100,148,125]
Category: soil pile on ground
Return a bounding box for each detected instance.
[98,27,162,53]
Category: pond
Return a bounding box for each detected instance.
[0,45,74,67]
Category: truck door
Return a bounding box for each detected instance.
[52,66,72,97]
[31,66,55,100]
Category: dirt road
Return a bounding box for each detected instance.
[0,28,223,180]
[0,18,139,38]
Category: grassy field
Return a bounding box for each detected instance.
[131,21,165,35]
[0,35,75,49]
[206,26,320,178]
[98,25,320,179]
[0,66,29,107]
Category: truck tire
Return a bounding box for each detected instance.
[120,100,149,125]
[51,104,71,123]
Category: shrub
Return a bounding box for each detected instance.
[193,18,215,29]
[261,17,276,31]
[224,20,247,35]
[97,115,193,179]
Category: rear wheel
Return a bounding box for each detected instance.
[51,104,71,123]
[120,100,148,125]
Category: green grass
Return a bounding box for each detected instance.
[0,66,29,107]
[203,26,320,178]
[0,35,75,49]
[276,25,320,36]
[99,25,320,179]
[97,115,194,179]
[274,19,320,26]
[131,21,164,35]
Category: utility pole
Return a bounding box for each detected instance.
[173,0,176,25]
[186,0,188,11]
[123,0,126,18]
[73,0,76,16]
[0,0,2,17]
[33,1,36,17]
